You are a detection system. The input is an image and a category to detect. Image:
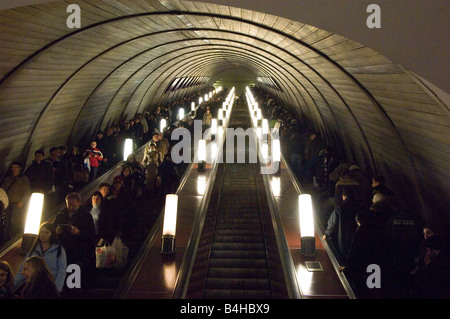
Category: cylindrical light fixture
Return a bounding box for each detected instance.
[262,119,269,135]
[178,108,185,120]
[160,118,167,132]
[299,194,316,256]
[211,119,218,136]
[272,139,281,162]
[199,97,203,105]
[161,194,178,254]
[198,139,206,171]
[123,138,133,161]
[24,193,44,235]
[22,193,44,253]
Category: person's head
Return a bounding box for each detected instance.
[65,192,82,213]
[34,150,44,162]
[91,191,103,207]
[59,145,67,156]
[99,183,110,199]
[0,261,14,289]
[37,223,58,245]
[423,224,437,240]
[96,130,103,139]
[106,127,114,136]
[10,161,22,176]
[127,154,136,163]
[50,147,60,159]
[152,133,159,142]
[22,256,53,284]
[121,165,131,178]
[90,141,97,149]
[113,176,124,190]
[71,146,79,155]
[372,175,386,188]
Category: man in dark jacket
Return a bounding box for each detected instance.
[323,187,362,262]
[25,150,55,194]
[53,192,96,287]
[342,209,388,298]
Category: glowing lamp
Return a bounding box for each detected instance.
[299,194,316,256]
[161,194,178,254]
[218,109,223,121]
[22,193,44,253]
[160,118,167,132]
[191,102,196,111]
[178,108,185,120]
[198,139,206,171]
[256,109,262,120]
[123,138,133,161]
[204,94,209,102]
[24,193,44,235]
[211,119,218,136]
[272,139,281,162]
[262,119,269,135]
[199,97,203,104]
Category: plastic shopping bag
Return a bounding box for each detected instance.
[111,236,129,269]
[96,240,117,269]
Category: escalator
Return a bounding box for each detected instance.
[184,97,289,299]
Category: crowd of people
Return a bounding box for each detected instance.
[0,87,226,299]
[250,86,449,299]
[0,85,447,299]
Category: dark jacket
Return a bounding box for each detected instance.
[20,276,59,299]
[325,196,362,259]
[24,161,55,194]
[53,207,96,266]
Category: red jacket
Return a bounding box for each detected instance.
[83,147,104,168]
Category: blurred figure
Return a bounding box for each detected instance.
[20,256,60,299]
[0,261,16,299]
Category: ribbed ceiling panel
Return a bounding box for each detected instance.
[0,0,448,227]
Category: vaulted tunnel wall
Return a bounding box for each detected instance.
[0,0,448,230]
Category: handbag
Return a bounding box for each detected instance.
[74,169,89,183]
[95,240,117,269]
[111,236,129,269]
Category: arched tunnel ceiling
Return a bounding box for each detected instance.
[0,0,449,227]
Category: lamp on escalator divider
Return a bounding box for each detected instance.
[123,138,133,161]
[178,108,185,120]
[161,194,178,254]
[299,194,316,256]
[21,193,44,253]
[198,139,206,171]
[160,118,167,133]
[191,102,196,112]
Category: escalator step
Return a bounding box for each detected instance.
[204,289,272,299]
[208,258,268,268]
[207,267,269,279]
[205,278,271,290]
[210,249,267,259]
